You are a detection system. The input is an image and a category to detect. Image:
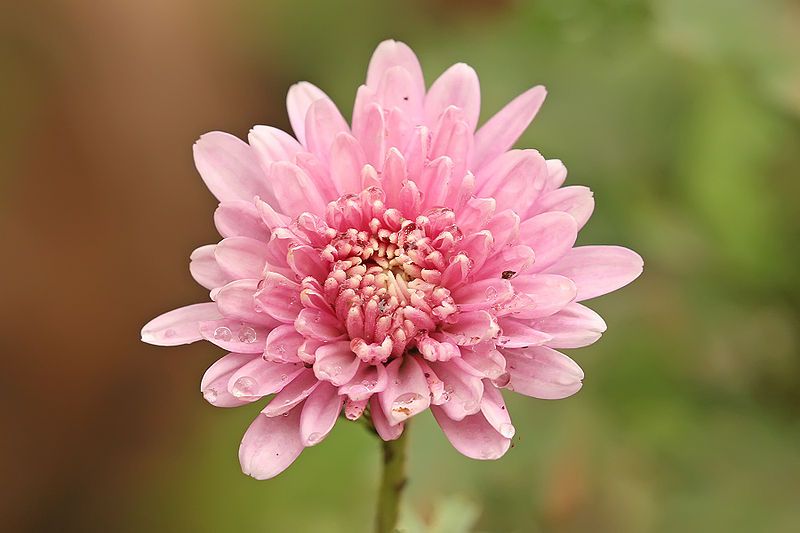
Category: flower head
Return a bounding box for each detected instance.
[142,40,642,479]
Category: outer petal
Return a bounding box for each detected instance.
[286,82,328,146]
[214,237,269,279]
[425,63,480,131]
[214,201,269,240]
[508,274,577,319]
[304,98,350,161]
[299,382,344,446]
[253,273,302,323]
[313,341,361,386]
[193,132,270,203]
[228,358,304,399]
[379,357,431,425]
[472,85,547,169]
[262,369,320,416]
[535,303,607,349]
[545,246,644,301]
[497,318,552,348]
[141,303,221,346]
[480,383,516,438]
[200,352,260,407]
[370,395,404,441]
[519,212,578,273]
[503,346,584,400]
[239,409,304,480]
[216,279,280,326]
[527,186,594,229]
[248,126,302,168]
[428,359,484,421]
[264,324,304,363]
[366,40,425,99]
[189,245,229,290]
[432,406,511,460]
[474,149,548,214]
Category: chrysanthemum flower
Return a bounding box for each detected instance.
[142,40,642,479]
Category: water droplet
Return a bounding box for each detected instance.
[213,326,232,341]
[238,326,257,343]
[276,344,287,354]
[279,374,288,381]
[499,423,516,439]
[485,286,498,301]
[360,379,376,390]
[307,432,323,445]
[163,328,176,338]
[282,412,290,417]
[462,399,479,412]
[202,388,218,403]
[232,376,257,397]
[391,392,424,419]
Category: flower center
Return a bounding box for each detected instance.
[305,188,463,364]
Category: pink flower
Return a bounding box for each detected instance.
[142,40,642,479]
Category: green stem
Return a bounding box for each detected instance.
[375,426,409,533]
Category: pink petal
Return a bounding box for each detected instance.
[527,186,594,229]
[248,126,302,168]
[472,85,547,170]
[444,310,499,345]
[366,40,425,99]
[508,274,577,319]
[228,358,304,399]
[286,82,328,146]
[300,382,343,446]
[425,63,481,131]
[254,197,291,230]
[535,303,607,349]
[370,395,404,441]
[459,342,507,381]
[253,272,302,323]
[352,103,386,169]
[431,406,510,460]
[262,369,320,416]
[417,333,461,362]
[329,133,367,195]
[286,244,328,281]
[518,211,578,273]
[480,383,515,438]
[452,279,513,311]
[503,346,584,400]
[141,303,221,346]
[375,65,423,121]
[379,357,431,425]
[239,409,304,480]
[474,149,548,214]
[199,319,268,354]
[270,161,328,216]
[189,245,229,290]
[545,246,644,301]
[485,210,520,249]
[216,279,279,326]
[200,352,260,407]
[214,236,269,279]
[294,308,345,341]
[544,159,567,191]
[339,363,388,401]
[304,98,350,161]
[497,318,552,348]
[264,324,304,363]
[429,107,472,187]
[428,359,484,421]
[214,201,269,240]
[313,341,361,386]
[193,132,269,203]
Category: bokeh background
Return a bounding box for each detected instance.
[2,0,799,531]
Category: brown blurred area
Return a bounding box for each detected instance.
[1,1,283,530]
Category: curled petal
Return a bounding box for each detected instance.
[527,186,594,229]
[189,245,229,290]
[535,303,607,349]
[227,358,304,399]
[480,384,515,438]
[497,318,552,348]
[262,369,320,417]
[370,395,404,441]
[214,237,269,279]
[253,273,302,323]
[428,359,484,421]
[313,341,361,386]
[216,279,280,326]
[264,325,304,363]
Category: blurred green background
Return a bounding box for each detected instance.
[2,0,799,532]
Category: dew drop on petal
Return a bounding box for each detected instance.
[485,286,498,301]
[238,326,257,343]
[499,423,516,439]
[213,326,232,341]
[307,432,323,445]
[391,392,424,419]
[232,376,257,397]
[202,388,218,403]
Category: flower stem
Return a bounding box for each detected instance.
[375,427,409,533]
